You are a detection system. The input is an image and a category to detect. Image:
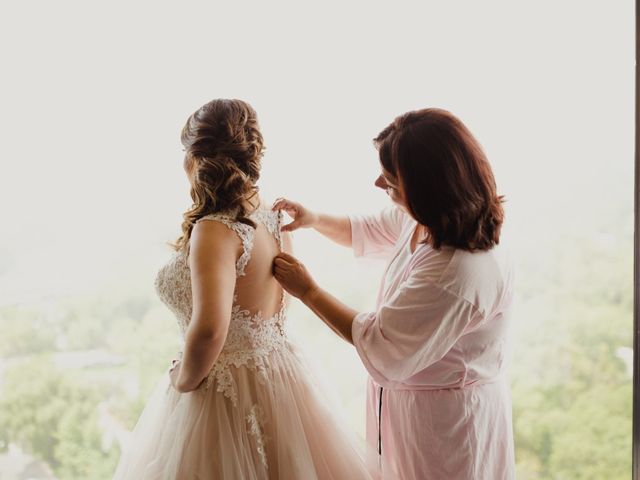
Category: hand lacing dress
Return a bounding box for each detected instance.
[113,207,377,480]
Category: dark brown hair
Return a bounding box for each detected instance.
[375,108,504,251]
[172,99,264,251]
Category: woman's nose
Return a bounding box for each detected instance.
[374,175,387,190]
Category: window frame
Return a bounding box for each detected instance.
[633,1,639,478]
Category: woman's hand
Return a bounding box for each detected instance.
[169,358,182,391]
[272,198,319,232]
[273,252,319,299]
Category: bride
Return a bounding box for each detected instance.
[112,98,376,479]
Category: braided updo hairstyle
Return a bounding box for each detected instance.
[172,99,264,252]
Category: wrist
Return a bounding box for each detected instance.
[176,381,191,393]
[301,284,321,305]
[309,212,321,228]
[176,374,198,393]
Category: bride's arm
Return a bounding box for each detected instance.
[172,221,239,393]
[272,198,352,247]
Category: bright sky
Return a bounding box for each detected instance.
[0,1,633,303]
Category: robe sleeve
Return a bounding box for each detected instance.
[348,206,407,260]
[351,258,482,383]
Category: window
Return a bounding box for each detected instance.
[0,3,633,479]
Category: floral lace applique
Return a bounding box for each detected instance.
[196,213,255,277]
[252,209,283,249]
[154,251,191,334]
[246,405,268,469]
[204,298,286,406]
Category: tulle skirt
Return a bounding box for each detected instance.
[113,342,378,479]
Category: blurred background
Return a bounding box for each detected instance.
[0,1,633,478]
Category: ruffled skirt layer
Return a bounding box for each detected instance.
[113,344,377,479]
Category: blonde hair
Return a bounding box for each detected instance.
[172,99,264,251]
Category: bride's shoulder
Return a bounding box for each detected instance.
[197,209,238,225]
[192,209,249,245]
[192,217,241,243]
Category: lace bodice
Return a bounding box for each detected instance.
[154,207,288,405]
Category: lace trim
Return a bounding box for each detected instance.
[196,208,282,276]
[204,301,286,406]
[196,213,254,277]
[155,252,191,334]
[246,405,268,469]
[254,209,286,313]
[252,209,283,249]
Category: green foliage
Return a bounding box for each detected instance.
[0,307,56,357]
[0,289,179,479]
[511,231,632,480]
[54,404,120,480]
[0,357,119,479]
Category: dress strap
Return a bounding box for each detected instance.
[268,209,287,314]
[252,208,283,251]
[275,210,284,251]
[196,212,254,277]
[251,208,286,315]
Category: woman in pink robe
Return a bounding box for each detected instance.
[273,108,515,479]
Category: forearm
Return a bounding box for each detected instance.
[313,213,352,248]
[301,287,357,344]
[176,325,226,392]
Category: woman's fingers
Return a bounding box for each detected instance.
[275,252,297,263]
[273,253,302,288]
[169,353,183,371]
[273,258,293,278]
[272,198,301,218]
[274,252,293,264]
[272,198,294,211]
[281,219,301,232]
[273,258,289,269]
[273,252,315,300]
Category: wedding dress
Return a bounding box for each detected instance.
[113,207,376,479]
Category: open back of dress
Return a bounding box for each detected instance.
[201,208,288,326]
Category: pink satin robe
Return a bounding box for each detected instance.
[349,206,515,480]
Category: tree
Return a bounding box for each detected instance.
[511,228,632,479]
[0,357,119,479]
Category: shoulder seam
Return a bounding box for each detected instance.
[420,277,485,318]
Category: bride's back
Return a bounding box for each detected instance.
[231,209,291,321]
[155,207,290,342]
[194,207,291,324]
